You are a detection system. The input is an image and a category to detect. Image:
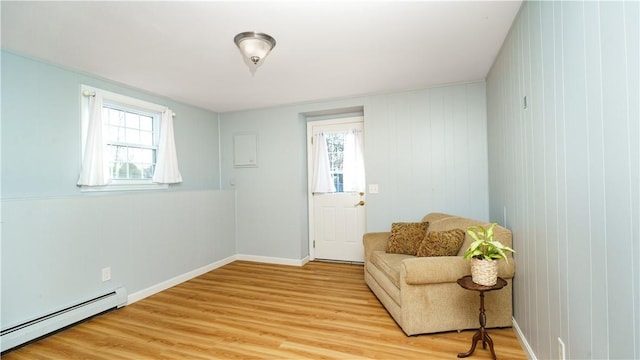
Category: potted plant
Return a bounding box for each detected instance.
[463,223,515,286]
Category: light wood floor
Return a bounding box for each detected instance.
[4,261,527,359]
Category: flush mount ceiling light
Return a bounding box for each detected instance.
[234,31,276,72]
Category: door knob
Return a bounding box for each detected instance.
[354,200,365,207]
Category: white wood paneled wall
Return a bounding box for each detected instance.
[365,82,489,225]
[486,1,639,359]
[1,190,237,331]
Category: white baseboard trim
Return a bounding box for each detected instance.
[512,317,536,360]
[236,254,309,267]
[126,255,237,305]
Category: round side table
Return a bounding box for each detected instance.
[456,275,507,360]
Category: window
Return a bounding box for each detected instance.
[310,120,365,194]
[103,103,159,181]
[325,132,345,192]
[78,85,182,191]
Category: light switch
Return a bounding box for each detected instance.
[369,184,379,194]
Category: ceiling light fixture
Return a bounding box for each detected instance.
[234,31,276,73]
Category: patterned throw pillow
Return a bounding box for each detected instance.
[416,229,466,257]
[386,222,429,255]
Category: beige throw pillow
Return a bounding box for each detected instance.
[386,222,429,255]
[416,229,466,257]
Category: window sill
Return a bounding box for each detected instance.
[79,182,169,193]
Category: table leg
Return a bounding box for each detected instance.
[457,329,481,358]
[458,291,498,360]
[484,330,497,359]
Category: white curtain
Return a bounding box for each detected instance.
[153,109,183,184]
[77,93,111,186]
[343,129,365,192]
[312,132,336,193]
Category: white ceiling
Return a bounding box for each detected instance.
[1,1,521,113]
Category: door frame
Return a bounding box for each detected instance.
[306,116,364,261]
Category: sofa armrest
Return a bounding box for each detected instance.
[363,232,390,261]
[401,256,516,285]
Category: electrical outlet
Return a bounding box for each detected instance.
[558,337,566,360]
[101,267,111,282]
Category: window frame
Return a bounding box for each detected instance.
[79,85,169,192]
[102,102,160,181]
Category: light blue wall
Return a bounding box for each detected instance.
[1,51,220,198]
[220,82,490,260]
[1,51,236,329]
[486,1,639,359]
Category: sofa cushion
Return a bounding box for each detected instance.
[416,229,466,257]
[386,222,429,255]
[370,250,414,288]
[423,213,512,256]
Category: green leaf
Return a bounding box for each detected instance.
[466,229,481,242]
[464,223,515,264]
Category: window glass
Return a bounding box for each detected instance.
[102,105,158,181]
[325,132,345,192]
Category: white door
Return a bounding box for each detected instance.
[313,192,366,262]
[308,117,365,262]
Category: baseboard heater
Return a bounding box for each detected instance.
[1,287,127,353]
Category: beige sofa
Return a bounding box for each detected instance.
[363,213,515,336]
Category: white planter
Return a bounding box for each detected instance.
[470,258,498,286]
